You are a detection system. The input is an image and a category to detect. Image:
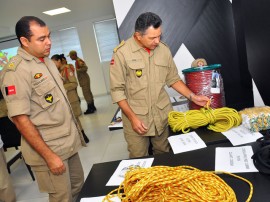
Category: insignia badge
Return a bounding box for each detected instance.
[5,85,16,96]
[34,73,43,79]
[110,59,115,65]
[136,69,142,78]
[45,94,53,103]
[8,63,14,68]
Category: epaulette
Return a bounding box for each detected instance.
[5,55,22,72]
[113,40,125,53]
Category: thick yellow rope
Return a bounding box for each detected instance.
[103,165,253,202]
[168,107,242,133]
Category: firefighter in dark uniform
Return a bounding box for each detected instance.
[68,50,96,114]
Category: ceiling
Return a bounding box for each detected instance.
[0,0,116,39]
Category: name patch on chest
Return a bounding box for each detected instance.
[33,76,48,86]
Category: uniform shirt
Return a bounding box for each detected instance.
[0,98,7,118]
[0,47,84,166]
[75,58,90,86]
[0,135,3,149]
[59,64,79,103]
[110,37,181,136]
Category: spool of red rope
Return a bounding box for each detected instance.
[182,64,225,110]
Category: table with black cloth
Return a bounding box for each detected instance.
[76,136,270,202]
[101,106,270,201]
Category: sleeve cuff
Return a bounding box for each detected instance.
[167,77,182,87]
[7,100,30,117]
[111,91,127,104]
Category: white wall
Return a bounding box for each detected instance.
[51,15,115,98]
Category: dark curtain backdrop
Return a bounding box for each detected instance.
[233,0,270,106]
[117,0,254,110]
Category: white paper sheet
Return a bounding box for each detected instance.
[108,109,123,129]
[106,158,154,186]
[168,132,207,154]
[81,196,120,202]
[108,121,123,129]
[215,146,258,173]
[222,125,263,146]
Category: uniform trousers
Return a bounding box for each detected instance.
[0,148,16,202]
[81,84,94,104]
[32,153,84,202]
[124,127,171,158]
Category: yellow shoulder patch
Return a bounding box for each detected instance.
[113,40,125,53]
[5,55,22,72]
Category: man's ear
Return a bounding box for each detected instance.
[20,37,29,47]
[134,32,142,41]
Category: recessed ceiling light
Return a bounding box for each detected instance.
[43,7,71,16]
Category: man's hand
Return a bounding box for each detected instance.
[12,115,67,175]
[46,153,66,175]
[130,116,148,135]
[191,94,210,107]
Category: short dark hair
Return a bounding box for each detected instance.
[51,54,61,61]
[59,54,66,61]
[15,16,46,45]
[135,12,162,34]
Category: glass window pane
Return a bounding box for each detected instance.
[50,27,83,64]
[94,19,119,62]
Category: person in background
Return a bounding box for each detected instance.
[110,12,209,158]
[60,54,82,103]
[0,16,86,202]
[0,92,16,202]
[60,54,74,69]
[51,54,90,143]
[68,50,96,114]
[0,135,16,202]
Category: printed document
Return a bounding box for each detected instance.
[215,146,258,173]
[106,158,154,186]
[168,132,207,154]
[222,125,263,146]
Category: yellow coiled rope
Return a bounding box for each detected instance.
[168,107,242,133]
[103,165,253,202]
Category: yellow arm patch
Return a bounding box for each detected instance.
[113,40,125,53]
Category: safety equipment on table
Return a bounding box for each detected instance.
[168,107,242,133]
[103,165,253,202]
[252,131,270,174]
[182,63,225,110]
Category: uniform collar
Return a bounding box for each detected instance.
[130,36,143,53]
[17,47,49,64]
[130,35,159,54]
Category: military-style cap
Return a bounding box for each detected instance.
[68,50,77,57]
[191,58,207,67]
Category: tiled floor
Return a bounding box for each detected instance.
[5,94,129,202]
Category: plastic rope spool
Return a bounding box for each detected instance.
[182,64,225,110]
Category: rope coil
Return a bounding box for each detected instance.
[183,65,226,110]
[103,165,253,202]
[168,107,242,133]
